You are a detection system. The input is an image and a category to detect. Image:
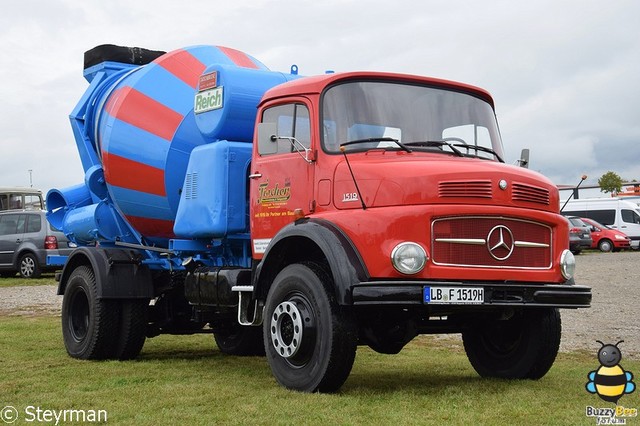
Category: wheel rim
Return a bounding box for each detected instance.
[68,287,90,342]
[20,256,35,277]
[600,240,612,252]
[269,294,316,366]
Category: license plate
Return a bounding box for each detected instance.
[424,286,484,304]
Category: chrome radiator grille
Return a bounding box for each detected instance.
[432,216,552,269]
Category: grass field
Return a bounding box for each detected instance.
[1,314,638,425]
[0,273,57,288]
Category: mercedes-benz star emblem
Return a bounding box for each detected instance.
[486,225,514,260]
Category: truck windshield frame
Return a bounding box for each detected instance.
[321,80,504,160]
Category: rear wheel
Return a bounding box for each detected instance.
[19,253,41,278]
[598,239,613,252]
[215,323,265,356]
[62,266,119,359]
[264,263,357,393]
[115,299,148,360]
[462,308,561,379]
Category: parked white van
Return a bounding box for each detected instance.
[561,198,640,249]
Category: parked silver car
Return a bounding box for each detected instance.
[0,210,73,278]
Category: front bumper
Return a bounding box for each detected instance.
[351,281,592,308]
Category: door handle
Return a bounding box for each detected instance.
[249,173,262,179]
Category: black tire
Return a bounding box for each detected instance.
[61,265,120,360]
[116,299,148,360]
[462,308,561,379]
[19,252,41,278]
[263,262,357,393]
[214,323,265,356]
[598,239,613,252]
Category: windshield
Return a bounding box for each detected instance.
[321,81,504,160]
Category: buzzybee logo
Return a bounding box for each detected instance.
[586,340,635,403]
[585,340,637,424]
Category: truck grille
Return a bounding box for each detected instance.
[512,182,550,205]
[438,180,492,198]
[431,216,552,269]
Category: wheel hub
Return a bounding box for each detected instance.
[270,301,303,358]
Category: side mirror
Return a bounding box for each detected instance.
[518,148,530,168]
[257,122,278,155]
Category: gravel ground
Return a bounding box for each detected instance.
[1,251,638,358]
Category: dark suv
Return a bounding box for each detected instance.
[0,210,74,278]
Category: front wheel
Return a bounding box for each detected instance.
[263,263,357,393]
[462,308,561,379]
[598,239,613,252]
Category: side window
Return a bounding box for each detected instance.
[16,215,27,234]
[621,209,640,225]
[26,214,42,233]
[588,209,616,226]
[260,103,311,155]
[0,214,20,236]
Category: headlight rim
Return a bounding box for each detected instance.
[391,241,428,275]
[560,249,575,280]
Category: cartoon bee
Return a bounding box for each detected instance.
[586,340,635,403]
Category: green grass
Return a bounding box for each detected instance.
[1,316,637,425]
[0,273,57,287]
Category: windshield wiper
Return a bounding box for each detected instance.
[451,143,505,163]
[340,137,412,153]
[404,140,464,157]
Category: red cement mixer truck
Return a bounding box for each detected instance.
[46,44,591,392]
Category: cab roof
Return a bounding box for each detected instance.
[261,71,495,108]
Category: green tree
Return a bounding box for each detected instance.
[598,171,624,195]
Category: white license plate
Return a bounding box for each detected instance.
[423,286,484,304]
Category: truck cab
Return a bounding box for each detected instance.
[244,72,589,390]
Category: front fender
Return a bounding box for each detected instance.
[254,218,369,305]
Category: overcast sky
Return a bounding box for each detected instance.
[1,0,639,198]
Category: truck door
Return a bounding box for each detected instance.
[250,102,315,258]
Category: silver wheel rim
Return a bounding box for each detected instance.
[21,257,35,277]
[270,301,303,359]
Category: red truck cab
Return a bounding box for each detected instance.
[246,72,590,391]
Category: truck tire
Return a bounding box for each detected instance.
[61,265,120,359]
[116,299,148,360]
[263,262,357,393]
[462,308,561,379]
[214,324,265,356]
[19,252,41,278]
[598,239,613,252]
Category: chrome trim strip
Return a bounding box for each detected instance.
[515,241,550,248]
[434,238,485,245]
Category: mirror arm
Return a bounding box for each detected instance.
[272,135,314,163]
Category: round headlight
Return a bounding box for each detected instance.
[391,242,427,275]
[560,249,575,280]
